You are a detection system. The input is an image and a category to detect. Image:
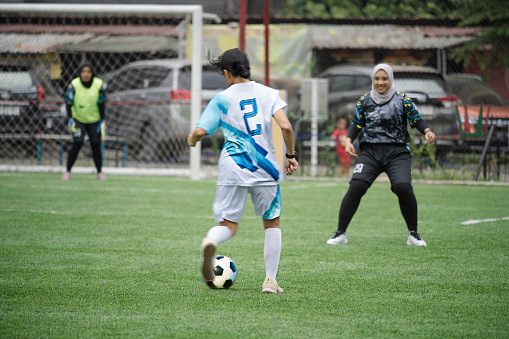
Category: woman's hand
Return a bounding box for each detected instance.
[345,138,357,158]
[425,129,436,144]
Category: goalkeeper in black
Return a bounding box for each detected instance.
[62,62,107,180]
[327,64,436,247]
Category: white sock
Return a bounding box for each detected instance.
[206,226,233,246]
[264,228,282,283]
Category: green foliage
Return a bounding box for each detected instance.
[1,173,508,337]
[408,128,437,170]
[283,0,509,77]
[283,0,456,18]
[448,0,509,78]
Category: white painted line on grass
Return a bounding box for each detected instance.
[0,208,295,221]
[0,208,213,219]
[0,183,207,194]
[284,182,339,190]
[461,217,509,225]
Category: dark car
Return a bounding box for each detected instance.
[35,67,65,133]
[445,74,508,106]
[0,62,46,136]
[319,64,459,136]
[100,59,228,160]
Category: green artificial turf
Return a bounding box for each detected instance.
[1,172,508,338]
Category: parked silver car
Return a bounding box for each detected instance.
[101,59,228,160]
[319,64,459,136]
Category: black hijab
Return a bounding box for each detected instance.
[78,61,95,88]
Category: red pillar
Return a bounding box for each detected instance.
[239,0,247,52]
[264,0,270,86]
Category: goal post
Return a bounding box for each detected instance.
[0,3,217,180]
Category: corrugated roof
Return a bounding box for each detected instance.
[57,35,178,53]
[0,33,178,53]
[310,25,474,50]
[0,32,93,53]
[0,24,179,36]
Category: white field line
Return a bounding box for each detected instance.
[0,208,288,222]
[1,181,338,193]
[284,182,339,189]
[0,208,213,219]
[461,217,509,225]
[0,208,291,221]
[0,183,206,194]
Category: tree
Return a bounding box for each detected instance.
[282,0,456,19]
[449,0,509,79]
[282,0,508,77]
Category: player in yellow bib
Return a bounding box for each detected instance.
[62,62,107,180]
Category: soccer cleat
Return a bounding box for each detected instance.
[262,277,284,293]
[62,171,71,180]
[97,172,107,181]
[201,237,217,288]
[407,231,427,247]
[326,232,348,245]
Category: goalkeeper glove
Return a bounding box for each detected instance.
[68,118,76,132]
[97,119,106,136]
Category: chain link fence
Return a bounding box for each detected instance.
[0,8,508,180]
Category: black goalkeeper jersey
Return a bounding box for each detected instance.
[352,92,423,145]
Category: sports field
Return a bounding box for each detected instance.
[1,172,508,338]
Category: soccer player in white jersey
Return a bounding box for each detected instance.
[188,48,298,293]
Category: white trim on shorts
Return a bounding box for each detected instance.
[213,184,281,223]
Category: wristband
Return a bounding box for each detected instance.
[425,129,433,135]
[285,151,297,159]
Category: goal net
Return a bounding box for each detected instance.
[0,4,220,179]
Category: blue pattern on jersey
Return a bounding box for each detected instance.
[196,95,230,135]
[263,185,281,220]
[221,122,279,181]
[230,153,259,172]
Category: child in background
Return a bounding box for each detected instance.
[331,117,351,175]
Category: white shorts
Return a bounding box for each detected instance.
[213,184,281,223]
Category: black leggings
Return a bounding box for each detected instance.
[336,179,417,234]
[66,141,102,173]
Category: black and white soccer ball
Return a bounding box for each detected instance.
[212,255,237,289]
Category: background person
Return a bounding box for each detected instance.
[331,116,352,175]
[188,48,298,293]
[327,63,436,247]
[62,62,107,181]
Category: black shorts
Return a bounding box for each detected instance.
[72,120,101,144]
[351,143,412,186]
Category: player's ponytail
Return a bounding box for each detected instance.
[209,48,251,79]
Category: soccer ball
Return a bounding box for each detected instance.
[211,255,237,289]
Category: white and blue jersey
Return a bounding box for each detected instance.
[196,81,287,186]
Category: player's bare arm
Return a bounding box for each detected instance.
[273,109,298,175]
[188,127,207,147]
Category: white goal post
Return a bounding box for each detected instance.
[0,3,219,180]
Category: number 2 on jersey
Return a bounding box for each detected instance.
[240,98,261,136]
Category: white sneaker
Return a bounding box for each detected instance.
[262,278,284,293]
[407,231,427,247]
[327,232,348,245]
[201,237,216,288]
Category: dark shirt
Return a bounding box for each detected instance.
[350,92,423,144]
